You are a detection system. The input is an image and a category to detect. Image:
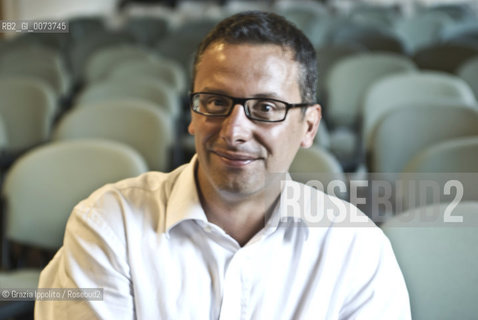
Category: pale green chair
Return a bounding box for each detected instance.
[457,56,478,101]
[76,77,181,120]
[363,71,477,153]
[381,201,478,320]
[0,139,147,319]
[289,146,347,200]
[0,76,56,153]
[53,100,174,171]
[369,104,478,173]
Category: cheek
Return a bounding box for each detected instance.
[271,121,305,162]
[189,114,207,136]
[189,116,220,143]
[260,125,300,157]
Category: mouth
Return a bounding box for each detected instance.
[211,150,261,167]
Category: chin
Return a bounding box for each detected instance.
[214,175,266,197]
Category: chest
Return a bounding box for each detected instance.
[127,223,347,319]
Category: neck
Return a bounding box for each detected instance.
[195,168,282,246]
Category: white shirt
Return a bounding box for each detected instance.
[35,156,411,319]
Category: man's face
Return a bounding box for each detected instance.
[189,42,320,199]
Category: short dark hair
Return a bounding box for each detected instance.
[192,11,318,104]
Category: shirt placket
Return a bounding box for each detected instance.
[218,249,251,320]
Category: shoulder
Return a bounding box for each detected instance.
[82,164,187,209]
[68,164,190,240]
[281,180,377,229]
[283,181,390,257]
[92,164,186,201]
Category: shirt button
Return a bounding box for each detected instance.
[204,226,213,233]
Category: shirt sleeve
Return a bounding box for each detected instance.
[338,228,412,320]
[35,199,135,320]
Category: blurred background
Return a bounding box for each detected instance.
[0,0,478,319]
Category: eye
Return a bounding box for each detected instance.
[249,99,287,121]
[204,95,230,113]
[207,97,228,107]
[254,101,277,113]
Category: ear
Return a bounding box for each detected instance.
[188,112,196,135]
[300,104,321,148]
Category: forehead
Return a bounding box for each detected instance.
[193,42,300,98]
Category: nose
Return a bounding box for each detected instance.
[220,104,253,145]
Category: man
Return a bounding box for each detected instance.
[36,11,410,319]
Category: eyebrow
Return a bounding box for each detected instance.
[199,88,285,101]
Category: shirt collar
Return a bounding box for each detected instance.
[164,154,208,233]
[164,157,324,237]
[264,176,311,237]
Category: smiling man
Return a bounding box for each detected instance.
[189,40,320,246]
[36,11,410,319]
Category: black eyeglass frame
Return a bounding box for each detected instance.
[189,92,314,123]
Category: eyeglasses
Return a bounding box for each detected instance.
[190,92,313,122]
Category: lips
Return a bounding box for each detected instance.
[211,149,261,167]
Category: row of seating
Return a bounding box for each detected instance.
[0,39,187,171]
[3,1,475,87]
[1,34,478,181]
[320,53,478,170]
[324,51,478,127]
[119,1,478,51]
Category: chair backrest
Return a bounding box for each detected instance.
[412,43,478,74]
[107,58,187,93]
[1,139,148,249]
[381,201,478,320]
[0,44,65,73]
[155,18,218,73]
[363,71,477,150]
[0,43,70,97]
[53,100,174,171]
[440,21,478,47]
[441,21,478,41]
[75,77,181,119]
[84,44,157,82]
[0,76,56,151]
[457,56,478,100]
[325,53,416,127]
[123,16,170,46]
[289,146,347,199]
[68,16,106,40]
[420,3,476,21]
[398,136,478,207]
[404,136,478,173]
[6,32,69,52]
[68,30,134,82]
[369,104,478,172]
[393,11,453,53]
[314,121,331,150]
[0,63,69,97]
[329,23,405,53]
[316,44,366,103]
[277,5,329,47]
[0,113,8,151]
[349,5,399,29]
